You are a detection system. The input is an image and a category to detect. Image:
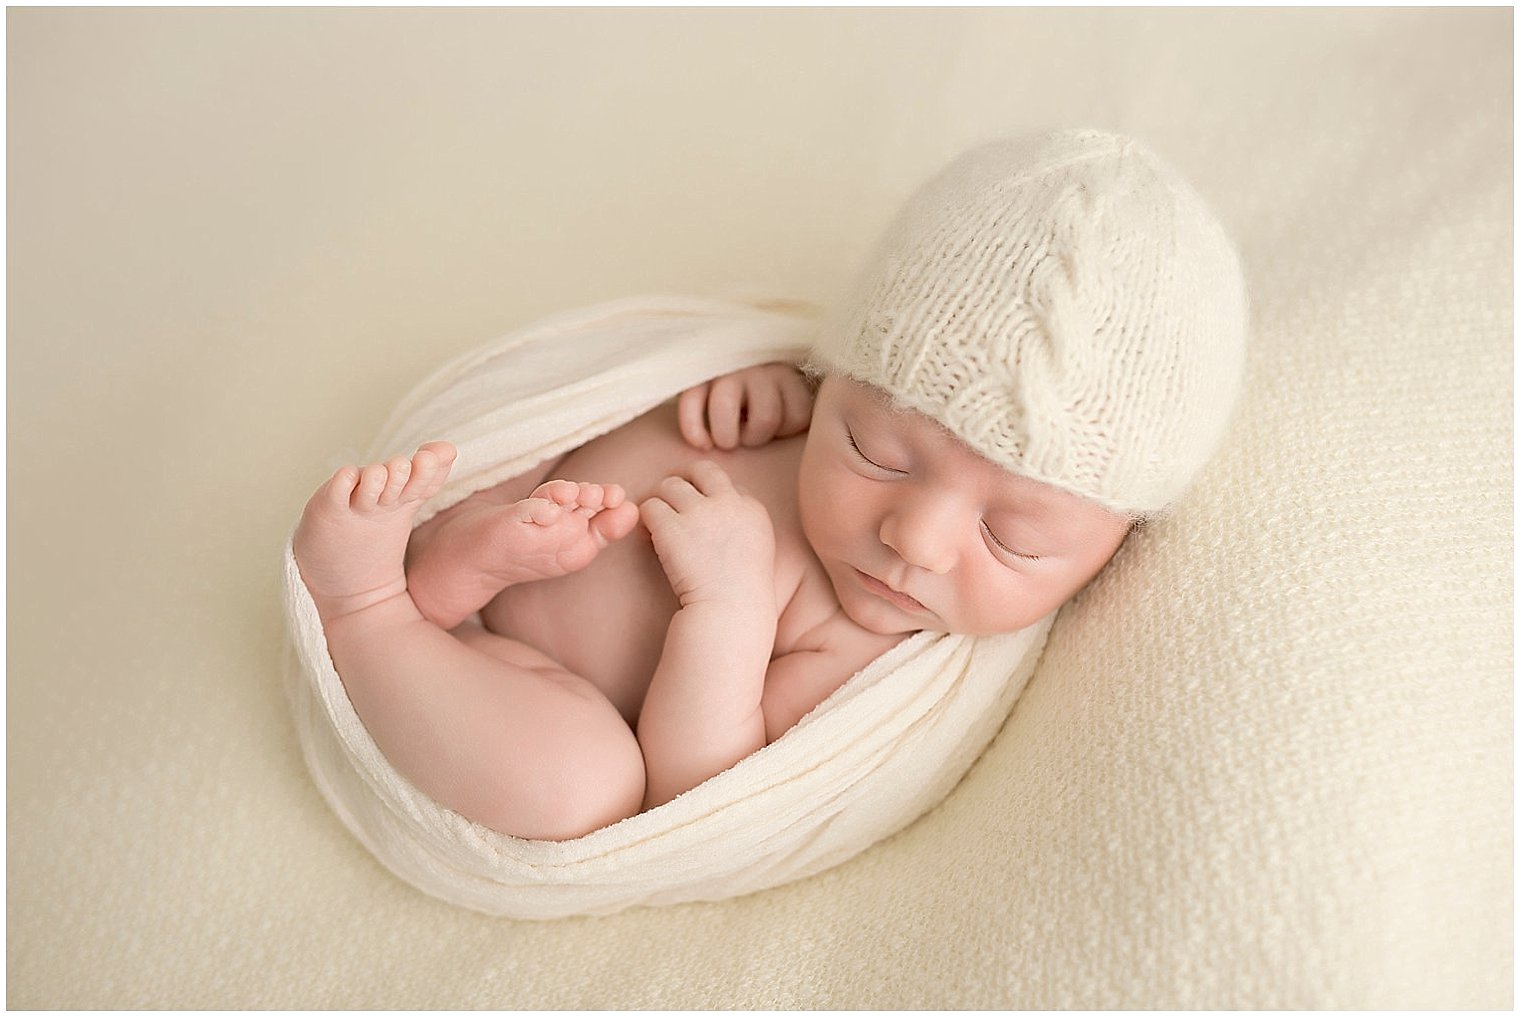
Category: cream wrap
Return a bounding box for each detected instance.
[281,294,1051,920]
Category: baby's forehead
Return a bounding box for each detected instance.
[839,375,990,452]
[841,376,941,427]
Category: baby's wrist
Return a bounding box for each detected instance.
[667,591,778,664]
[676,577,775,616]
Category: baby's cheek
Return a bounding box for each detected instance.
[795,467,835,551]
[961,569,1042,633]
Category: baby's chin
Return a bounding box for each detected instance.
[845,592,1047,638]
[857,615,926,637]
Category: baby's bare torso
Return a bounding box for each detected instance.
[478,400,891,724]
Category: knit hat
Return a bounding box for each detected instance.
[810,129,1248,517]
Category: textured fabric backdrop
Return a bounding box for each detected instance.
[8,7,1511,1008]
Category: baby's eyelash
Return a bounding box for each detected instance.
[983,521,1040,562]
[846,430,893,472]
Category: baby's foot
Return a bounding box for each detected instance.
[292,441,457,623]
[406,479,640,629]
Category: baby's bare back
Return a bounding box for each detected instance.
[478,400,844,724]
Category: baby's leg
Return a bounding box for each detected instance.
[292,444,645,840]
[406,478,640,630]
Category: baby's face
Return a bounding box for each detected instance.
[798,376,1133,636]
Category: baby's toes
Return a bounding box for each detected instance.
[320,466,362,510]
[589,501,640,546]
[399,441,457,502]
[574,482,631,517]
[351,463,390,509]
[377,456,412,506]
[516,497,567,527]
[531,480,583,507]
[571,482,609,516]
[421,440,458,470]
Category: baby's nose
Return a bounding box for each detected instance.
[879,507,957,575]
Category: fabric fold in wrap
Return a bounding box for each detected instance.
[282,293,1051,919]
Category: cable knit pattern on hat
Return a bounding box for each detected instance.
[812,129,1248,516]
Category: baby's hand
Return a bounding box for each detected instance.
[677,363,814,451]
[640,460,775,609]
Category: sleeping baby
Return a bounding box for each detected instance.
[292,129,1247,841]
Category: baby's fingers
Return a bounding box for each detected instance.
[685,458,737,496]
[677,384,713,450]
[707,375,744,450]
[652,462,735,507]
[776,370,816,437]
[652,473,703,511]
[739,377,783,447]
[639,495,676,529]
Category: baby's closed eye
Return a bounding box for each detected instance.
[846,429,904,475]
[981,521,1041,562]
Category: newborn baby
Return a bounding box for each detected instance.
[292,129,1246,842]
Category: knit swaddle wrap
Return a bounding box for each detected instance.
[282,294,1051,919]
[813,129,1248,516]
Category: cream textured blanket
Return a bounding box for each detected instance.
[10,10,1509,1009]
[281,295,1051,919]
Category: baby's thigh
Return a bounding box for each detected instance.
[331,602,644,840]
[448,622,646,829]
[452,620,598,687]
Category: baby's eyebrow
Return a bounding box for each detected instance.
[856,393,916,425]
[983,490,1067,534]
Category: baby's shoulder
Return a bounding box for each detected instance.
[780,601,899,661]
[775,555,900,660]
[764,568,905,739]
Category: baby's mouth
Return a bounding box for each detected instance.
[854,568,928,613]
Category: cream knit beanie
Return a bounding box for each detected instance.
[811,129,1248,517]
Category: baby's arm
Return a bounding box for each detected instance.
[677,363,815,451]
[637,460,777,809]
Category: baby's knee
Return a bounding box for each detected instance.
[481,717,646,842]
[542,735,646,841]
